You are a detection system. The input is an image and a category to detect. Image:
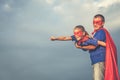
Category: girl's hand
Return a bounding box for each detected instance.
[50,36,56,41]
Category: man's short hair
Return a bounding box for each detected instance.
[94,14,105,22]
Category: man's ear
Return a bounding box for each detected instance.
[102,22,105,26]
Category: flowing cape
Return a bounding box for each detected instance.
[101,28,120,80]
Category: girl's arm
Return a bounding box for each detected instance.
[50,36,72,41]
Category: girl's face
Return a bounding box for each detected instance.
[74,28,84,41]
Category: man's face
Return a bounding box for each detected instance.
[93,17,104,30]
[74,28,84,41]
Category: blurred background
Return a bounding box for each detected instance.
[0,0,120,80]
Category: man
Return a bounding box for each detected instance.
[75,14,119,80]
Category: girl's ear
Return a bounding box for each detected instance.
[83,32,85,36]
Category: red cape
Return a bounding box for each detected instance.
[101,28,120,80]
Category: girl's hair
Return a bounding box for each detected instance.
[74,25,89,36]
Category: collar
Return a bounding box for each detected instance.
[91,27,104,35]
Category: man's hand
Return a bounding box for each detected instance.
[75,42,82,49]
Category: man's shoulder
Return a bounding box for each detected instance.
[97,29,105,33]
[96,29,106,36]
[94,29,106,40]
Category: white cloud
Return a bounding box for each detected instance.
[96,0,120,8]
[51,0,120,31]
[53,5,65,14]
[3,3,12,12]
[46,0,55,5]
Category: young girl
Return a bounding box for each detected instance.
[50,25,106,49]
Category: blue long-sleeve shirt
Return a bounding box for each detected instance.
[89,30,106,65]
[71,29,106,65]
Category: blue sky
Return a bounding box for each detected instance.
[0,0,120,80]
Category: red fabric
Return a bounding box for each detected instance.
[101,28,120,80]
[77,36,89,45]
